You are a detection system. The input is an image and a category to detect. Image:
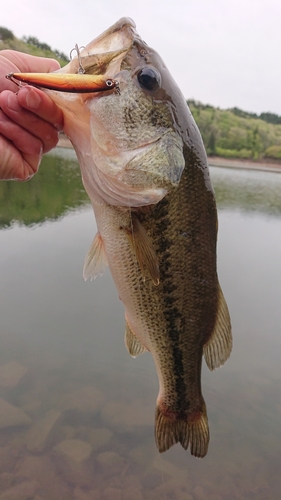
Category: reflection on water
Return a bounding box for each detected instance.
[211,165,281,215]
[0,148,89,228]
[0,152,280,499]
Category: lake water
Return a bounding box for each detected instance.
[0,149,280,499]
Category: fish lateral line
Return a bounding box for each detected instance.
[5,72,120,94]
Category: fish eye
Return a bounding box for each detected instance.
[137,67,160,91]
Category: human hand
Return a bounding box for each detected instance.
[0,50,64,180]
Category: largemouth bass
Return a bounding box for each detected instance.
[11,18,232,457]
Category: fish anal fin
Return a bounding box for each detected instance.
[124,318,147,357]
[203,285,232,371]
[155,402,209,458]
[121,214,160,286]
[83,232,108,281]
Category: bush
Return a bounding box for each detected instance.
[265,146,281,159]
[216,147,252,159]
[0,27,14,41]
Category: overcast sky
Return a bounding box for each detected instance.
[1,0,280,114]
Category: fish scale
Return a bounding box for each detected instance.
[91,154,218,456]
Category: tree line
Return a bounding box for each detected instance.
[0,26,69,66]
[188,100,281,161]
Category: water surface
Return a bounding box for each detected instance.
[0,150,280,499]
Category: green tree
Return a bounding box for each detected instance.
[188,99,281,162]
[207,129,217,156]
[0,27,14,41]
[260,112,281,125]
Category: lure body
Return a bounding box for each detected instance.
[6,72,118,93]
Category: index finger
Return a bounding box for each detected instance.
[17,86,64,131]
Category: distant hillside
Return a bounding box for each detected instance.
[0,26,69,67]
[188,100,281,162]
[1,26,281,163]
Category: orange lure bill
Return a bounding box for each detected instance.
[5,72,119,94]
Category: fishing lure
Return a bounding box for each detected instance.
[6,72,120,94]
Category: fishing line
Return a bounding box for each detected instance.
[161,468,168,500]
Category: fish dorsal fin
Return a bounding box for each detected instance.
[203,286,232,371]
[121,214,160,286]
[83,232,108,281]
[124,318,147,357]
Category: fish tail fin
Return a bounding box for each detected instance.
[155,403,209,458]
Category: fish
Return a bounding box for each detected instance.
[10,18,232,457]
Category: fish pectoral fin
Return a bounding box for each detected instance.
[203,285,232,371]
[124,318,148,357]
[121,214,160,286]
[83,232,108,280]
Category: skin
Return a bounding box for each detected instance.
[0,50,64,181]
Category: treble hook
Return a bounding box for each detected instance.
[70,44,86,74]
[6,73,24,87]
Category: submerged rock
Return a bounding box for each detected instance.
[128,441,155,467]
[87,427,113,450]
[96,451,124,468]
[102,486,144,500]
[73,486,101,500]
[0,446,22,474]
[53,439,93,487]
[16,454,72,499]
[0,479,38,500]
[60,424,76,440]
[151,479,194,500]
[152,454,188,482]
[26,409,63,453]
[102,487,122,500]
[0,362,28,390]
[100,398,152,432]
[58,385,104,414]
[0,473,17,491]
[101,475,144,500]
[53,439,92,464]
[19,398,42,418]
[0,398,31,429]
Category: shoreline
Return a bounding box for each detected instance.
[57,136,281,173]
[208,156,281,173]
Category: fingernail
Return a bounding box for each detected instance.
[7,92,21,111]
[55,123,63,132]
[24,87,41,110]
